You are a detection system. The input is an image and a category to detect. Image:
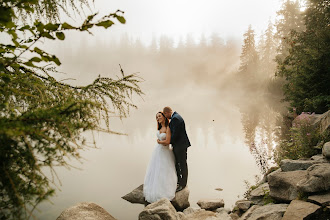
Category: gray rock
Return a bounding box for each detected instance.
[239,205,260,220]
[215,207,231,214]
[312,110,330,134]
[230,213,240,220]
[171,187,190,211]
[184,209,228,220]
[239,204,288,220]
[265,168,282,182]
[121,184,145,204]
[177,212,186,219]
[197,199,225,210]
[282,200,321,220]
[297,163,330,193]
[323,142,330,159]
[248,183,269,205]
[231,206,243,217]
[268,170,307,202]
[138,198,182,220]
[308,191,330,206]
[311,154,329,162]
[56,202,116,220]
[183,207,201,215]
[215,210,232,220]
[235,200,251,211]
[280,159,319,172]
[122,184,190,211]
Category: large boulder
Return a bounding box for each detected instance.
[197,199,224,210]
[138,198,182,220]
[182,207,232,220]
[239,205,260,220]
[248,183,269,205]
[268,170,307,202]
[308,191,330,206]
[240,204,288,220]
[282,200,321,220]
[235,200,251,212]
[183,207,201,215]
[122,184,145,204]
[280,159,319,172]
[122,184,190,211]
[311,154,329,163]
[297,163,330,193]
[312,110,330,134]
[323,142,330,159]
[184,208,230,220]
[171,187,190,211]
[214,209,232,220]
[56,202,116,220]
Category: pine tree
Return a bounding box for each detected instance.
[239,25,259,76]
[259,20,278,78]
[149,35,158,54]
[210,33,224,49]
[275,0,305,64]
[159,35,173,54]
[0,1,143,219]
[276,0,330,113]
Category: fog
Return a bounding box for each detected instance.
[28,26,288,219]
[21,0,294,218]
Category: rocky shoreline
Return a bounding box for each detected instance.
[56,111,330,219]
[56,148,330,220]
[122,147,330,220]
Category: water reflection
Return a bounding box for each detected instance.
[239,98,280,174]
[33,35,279,219]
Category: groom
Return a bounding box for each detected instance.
[163,107,191,192]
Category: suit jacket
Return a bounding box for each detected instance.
[169,112,191,149]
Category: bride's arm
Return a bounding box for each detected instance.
[157,127,171,145]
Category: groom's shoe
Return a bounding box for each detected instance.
[176,185,184,192]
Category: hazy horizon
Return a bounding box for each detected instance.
[17,0,291,219]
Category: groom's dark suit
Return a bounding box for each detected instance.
[170,112,190,188]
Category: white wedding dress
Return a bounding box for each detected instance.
[143,130,177,203]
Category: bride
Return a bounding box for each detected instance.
[143,112,177,203]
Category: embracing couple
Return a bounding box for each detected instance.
[143,107,191,203]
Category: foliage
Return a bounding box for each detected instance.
[276,0,330,114]
[243,176,275,205]
[239,25,259,76]
[243,175,261,198]
[297,191,309,201]
[275,0,305,62]
[273,112,327,164]
[262,190,275,205]
[16,0,92,22]
[259,20,278,78]
[0,0,142,219]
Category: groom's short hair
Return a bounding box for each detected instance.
[163,106,172,113]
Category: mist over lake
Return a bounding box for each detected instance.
[33,34,281,219]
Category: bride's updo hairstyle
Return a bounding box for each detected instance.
[157,112,169,130]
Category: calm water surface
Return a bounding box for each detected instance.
[35,85,268,220]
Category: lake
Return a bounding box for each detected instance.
[33,37,279,219]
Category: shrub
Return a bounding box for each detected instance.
[274,112,326,165]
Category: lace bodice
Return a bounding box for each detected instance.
[157,130,166,141]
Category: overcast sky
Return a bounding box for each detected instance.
[77,0,285,45]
